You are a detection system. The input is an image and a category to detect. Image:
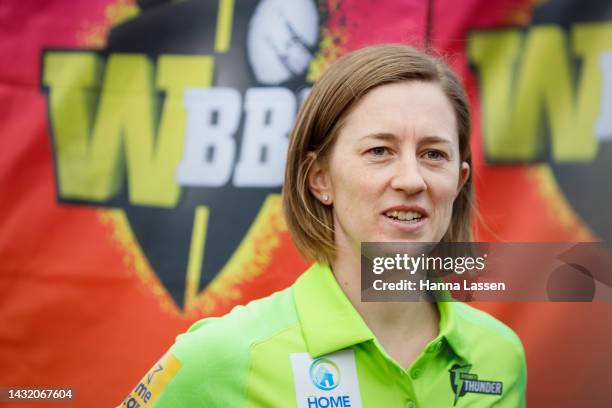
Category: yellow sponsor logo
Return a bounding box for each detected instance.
[119,352,182,408]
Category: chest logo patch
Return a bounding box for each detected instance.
[291,349,362,408]
[449,364,503,406]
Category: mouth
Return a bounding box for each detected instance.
[383,209,426,224]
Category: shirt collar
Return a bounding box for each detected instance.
[437,301,471,362]
[294,263,470,361]
[294,263,373,358]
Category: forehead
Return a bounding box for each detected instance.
[338,81,458,144]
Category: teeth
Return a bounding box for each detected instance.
[385,210,422,221]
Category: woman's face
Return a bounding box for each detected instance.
[309,81,470,253]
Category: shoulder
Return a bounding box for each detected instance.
[171,285,298,368]
[452,302,526,385]
[449,303,527,406]
[454,302,527,407]
[452,302,523,353]
[146,286,299,407]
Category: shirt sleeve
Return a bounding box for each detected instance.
[117,319,219,408]
[117,313,254,408]
[494,339,527,408]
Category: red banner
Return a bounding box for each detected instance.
[1,0,611,406]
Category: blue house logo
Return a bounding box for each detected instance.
[309,358,341,391]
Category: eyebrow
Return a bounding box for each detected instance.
[358,133,452,145]
[358,132,397,142]
[420,135,452,145]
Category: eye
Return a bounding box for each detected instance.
[368,146,389,157]
[423,150,446,160]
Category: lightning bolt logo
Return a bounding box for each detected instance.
[449,364,472,406]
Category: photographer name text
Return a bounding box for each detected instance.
[372,279,506,292]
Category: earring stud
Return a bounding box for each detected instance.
[323,194,329,203]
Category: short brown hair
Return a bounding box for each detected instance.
[283,44,473,264]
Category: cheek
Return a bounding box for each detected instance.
[332,167,381,217]
[333,162,371,197]
[428,171,461,209]
[337,179,375,211]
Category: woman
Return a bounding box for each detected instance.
[120,44,526,408]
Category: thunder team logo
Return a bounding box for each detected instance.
[40,0,325,312]
[449,364,503,406]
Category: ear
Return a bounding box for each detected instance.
[307,152,333,205]
[456,161,470,197]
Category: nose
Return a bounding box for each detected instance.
[389,155,427,195]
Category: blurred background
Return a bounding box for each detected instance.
[1,0,611,406]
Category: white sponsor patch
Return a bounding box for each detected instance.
[290,349,362,408]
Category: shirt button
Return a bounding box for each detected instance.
[410,368,421,379]
[405,400,417,408]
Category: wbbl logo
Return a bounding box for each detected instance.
[41,0,323,311]
[469,0,612,242]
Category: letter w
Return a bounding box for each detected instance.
[42,52,213,207]
[469,24,612,163]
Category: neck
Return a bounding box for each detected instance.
[331,248,437,330]
[330,243,440,366]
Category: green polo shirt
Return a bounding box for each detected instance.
[120,263,526,408]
